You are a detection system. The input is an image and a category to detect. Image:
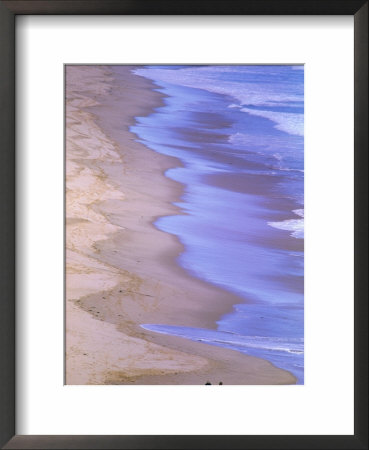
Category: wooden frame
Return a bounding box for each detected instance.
[0,1,367,448]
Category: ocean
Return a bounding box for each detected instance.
[129,65,304,384]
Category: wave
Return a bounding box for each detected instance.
[228,133,303,162]
[141,324,304,355]
[133,65,304,138]
[268,209,304,239]
[240,107,303,136]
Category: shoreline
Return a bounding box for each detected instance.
[65,65,297,385]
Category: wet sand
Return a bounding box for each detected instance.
[65,65,296,385]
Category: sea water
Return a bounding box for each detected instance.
[129,65,304,384]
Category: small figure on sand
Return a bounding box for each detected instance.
[205,381,211,385]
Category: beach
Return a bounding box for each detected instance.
[65,65,297,385]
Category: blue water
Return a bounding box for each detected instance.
[128,65,304,383]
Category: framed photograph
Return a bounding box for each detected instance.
[0,1,367,449]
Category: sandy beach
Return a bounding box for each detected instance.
[65,65,296,385]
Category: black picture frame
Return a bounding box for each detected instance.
[0,1,367,449]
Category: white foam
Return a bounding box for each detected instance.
[268,210,304,239]
[293,209,304,218]
[241,107,304,136]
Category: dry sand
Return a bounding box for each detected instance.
[65,65,296,385]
